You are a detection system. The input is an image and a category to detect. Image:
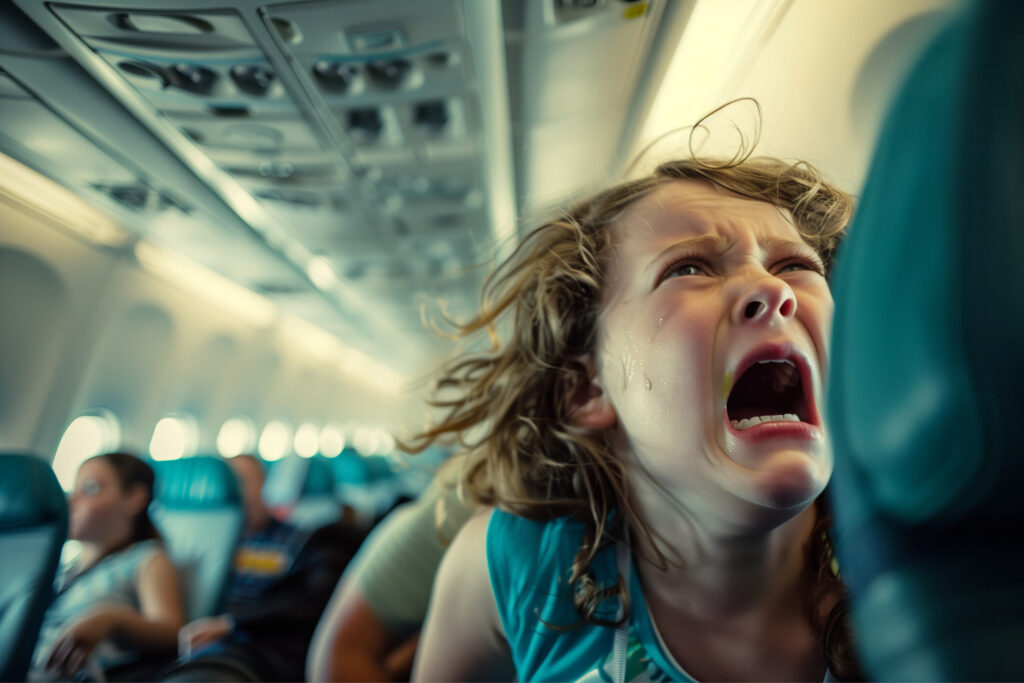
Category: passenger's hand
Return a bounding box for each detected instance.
[178,615,233,656]
[45,609,116,678]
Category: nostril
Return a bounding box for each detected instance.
[779,299,795,317]
[744,301,765,319]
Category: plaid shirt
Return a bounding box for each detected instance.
[222,516,308,617]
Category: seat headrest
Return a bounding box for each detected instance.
[152,456,240,509]
[263,455,335,507]
[364,455,394,482]
[303,457,334,496]
[330,450,370,485]
[0,454,67,531]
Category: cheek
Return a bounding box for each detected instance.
[610,311,716,445]
[805,292,834,359]
[70,498,116,531]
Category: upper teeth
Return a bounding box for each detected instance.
[731,414,801,430]
[757,359,795,367]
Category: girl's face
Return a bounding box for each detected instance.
[594,180,834,524]
[69,458,135,543]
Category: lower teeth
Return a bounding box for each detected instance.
[731,413,800,430]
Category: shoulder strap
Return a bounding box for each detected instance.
[610,538,630,683]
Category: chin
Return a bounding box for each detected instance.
[744,451,830,512]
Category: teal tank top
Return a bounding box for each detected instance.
[486,509,693,682]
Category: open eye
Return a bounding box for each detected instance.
[775,258,824,276]
[658,256,712,284]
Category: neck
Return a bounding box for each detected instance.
[247,510,272,536]
[77,532,135,571]
[629,497,817,621]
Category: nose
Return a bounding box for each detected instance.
[731,272,797,325]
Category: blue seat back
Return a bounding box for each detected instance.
[263,455,340,531]
[0,454,67,681]
[828,1,1024,678]
[150,456,244,620]
[330,450,401,525]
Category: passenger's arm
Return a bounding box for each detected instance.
[307,579,405,682]
[411,509,515,682]
[46,549,185,677]
[177,614,233,656]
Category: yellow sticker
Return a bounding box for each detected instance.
[234,547,287,575]
[623,2,649,19]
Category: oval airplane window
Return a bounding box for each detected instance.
[376,431,396,456]
[259,420,292,461]
[319,425,345,458]
[217,417,255,458]
[150,414,197,461]
[352,427,380,457]
[52,411,121,491]
[294,422,319,458]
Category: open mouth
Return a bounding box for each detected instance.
[726,351,815,432]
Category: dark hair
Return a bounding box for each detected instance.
[86,451,161,546]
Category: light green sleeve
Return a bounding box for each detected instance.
[348,468,475,632]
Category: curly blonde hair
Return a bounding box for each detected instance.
[407,156,859,677]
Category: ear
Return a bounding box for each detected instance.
[566,354,618,431]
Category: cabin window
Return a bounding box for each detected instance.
[319,425,345,458]
[217,417,256,458]
[352,427,395,457]
[258,420,292,461]
[294,422,320,458]
[52,411,121,491]
[149,414,198,461]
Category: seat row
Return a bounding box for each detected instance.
[0,451,415,680]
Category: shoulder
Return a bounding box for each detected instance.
[413,507,515,681]
[485,511,620,681]
[486,510,588,616]
[136,545,178,587]
[103,539,163,577]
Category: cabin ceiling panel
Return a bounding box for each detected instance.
[0,95,140,188]
[3,0,684,382]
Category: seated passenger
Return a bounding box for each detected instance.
[411,154,863,681]
[308,456,475,681]
[30,452,184,681]
[177,454,308,655]
[159,518,364,682]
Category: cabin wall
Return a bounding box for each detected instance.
[0,196,426,460]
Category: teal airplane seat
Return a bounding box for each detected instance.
[0,454,67,681]
[330,450,401,526]
[263,455,340,531]
[828,0,1024,679]
[150,456,244,620]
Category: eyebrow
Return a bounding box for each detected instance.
[763,238,826,270]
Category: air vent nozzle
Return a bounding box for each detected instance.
[313,61,358,93]
[170,63,217,94]
[230,65,274,96]
[365,59,411,89]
